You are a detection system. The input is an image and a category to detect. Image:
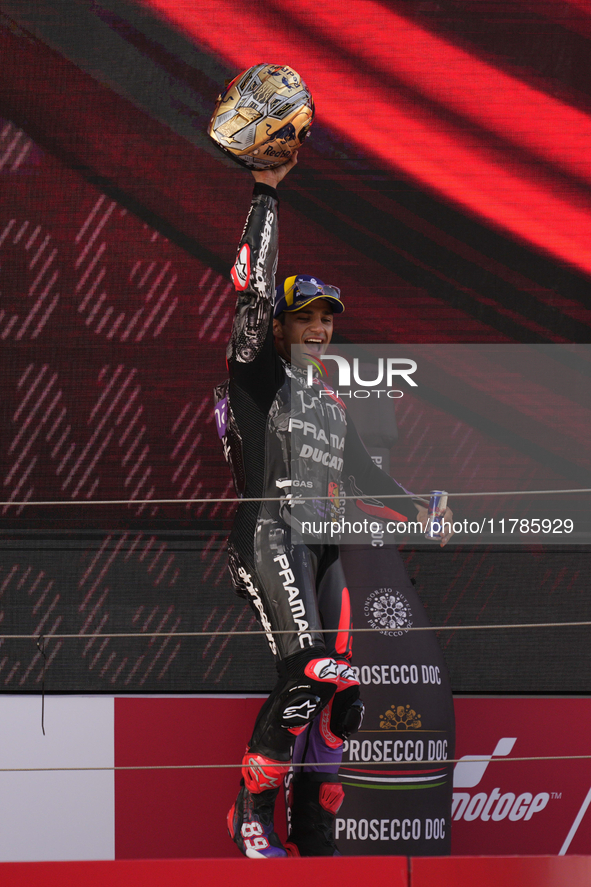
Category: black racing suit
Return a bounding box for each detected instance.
[215,182,419,776]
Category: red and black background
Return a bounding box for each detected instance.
[1,0,591,695]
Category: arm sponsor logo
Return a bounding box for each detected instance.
[254,210,274,298]
[231,243,251,290]
[214,397,228,439]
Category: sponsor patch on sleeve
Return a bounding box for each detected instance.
[231,242,251,290]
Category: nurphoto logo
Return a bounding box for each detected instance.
[304,353,418,399]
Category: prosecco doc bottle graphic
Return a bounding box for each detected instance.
[338,542,455,856]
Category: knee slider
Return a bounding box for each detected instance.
[330,686,364,740]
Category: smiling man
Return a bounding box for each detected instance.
[272,278,338,363]
[216,155,435,858]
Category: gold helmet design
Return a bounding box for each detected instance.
[207,64,314,170]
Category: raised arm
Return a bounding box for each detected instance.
[227,155,297,377]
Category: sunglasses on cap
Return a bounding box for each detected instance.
[291,281,341,300]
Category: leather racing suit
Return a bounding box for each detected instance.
[216,181,419,855]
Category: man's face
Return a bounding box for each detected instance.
[273,298,334,365]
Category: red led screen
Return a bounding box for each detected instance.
[1,0,591,694]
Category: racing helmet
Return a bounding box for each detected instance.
[207,64,314,170]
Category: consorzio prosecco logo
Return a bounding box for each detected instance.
[364,587,413,637]
[380,704,422,730]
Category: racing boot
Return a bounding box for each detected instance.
[285,773,344,856]
[227,782,288,858]
[227,751,290,858]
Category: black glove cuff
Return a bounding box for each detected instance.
[253,182,279,201]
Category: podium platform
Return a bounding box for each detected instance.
[1,856,591,887]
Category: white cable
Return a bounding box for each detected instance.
[2,619,591,641]
[1,487,590,507]
[1,754,590,773]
